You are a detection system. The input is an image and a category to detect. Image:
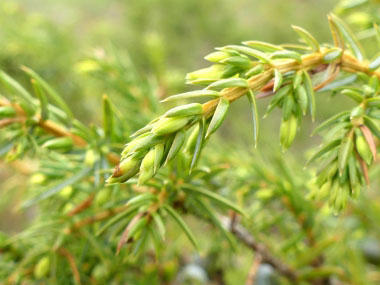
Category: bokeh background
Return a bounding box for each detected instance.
[2,0,380,283]
[0,0,339,167]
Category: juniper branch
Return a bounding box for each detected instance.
[108,15,380,213]
[0,97,120,165]
[0,98,87,147]
[202,51,379,117]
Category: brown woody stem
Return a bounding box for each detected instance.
[202,50,380,117]
[64,205,128,234]
[222,214,298,282]
[0,98,120,165]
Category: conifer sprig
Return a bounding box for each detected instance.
[0,10,379,284]
[108,15,380,211]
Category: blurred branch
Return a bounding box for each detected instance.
[57,247,81,285]
[0,98,120,165]
[221,214,298,282]
[64,205,128,234]
[245,254,262,285]
[0,98,87,147]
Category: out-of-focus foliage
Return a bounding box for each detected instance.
[0,0,380,284]
[335,0,380,55]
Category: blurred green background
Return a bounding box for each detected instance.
[0,0,337,111]
[0,0,343,157]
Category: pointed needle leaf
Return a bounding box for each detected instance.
[0,70,35,105]
[21,66,74,122]
[102,95,114,138]
[329,14,364,61]
[165,130,186,164]
[194,196,236,249]
[182,184,245,215]
[31,79,49,121]
[307,139,341,165]
[338,132,354,175]
[206,97,229,138]
[163,205,199,250]
[190,118,205,172]
[292,25,320,51]
[303,70,316,121]
[246,90,259,148]
[161,90,221,102]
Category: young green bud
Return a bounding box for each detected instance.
[95,188,112,206]
[186,65,224,81]
[84,149,97,166]
[107,156,141,183]
[280,114,298,150]
[185,125,200,154]
[317,180,332,200]
[164,103,203,118]
[350,105,364,119]
[204,51,231,63]
[59,186,73,199]
[328,179,340,208]
[363,85,374,97]
[29,173,46,185]
[295,85,308,115]
[152,117,190,135]
[221,56,251,68]
[130,134,163,153]
[138,148,155,185]
[334,184,349,211]
[63,202,74,214]
[356,134,373,165]
[282,94,295,121]
[42,137,73,151]
[120,157,141,175]
[102,95,114,138]
[0,106,16,117]
[92,264,109,281]
[34,256,50,279]
[121,133,152,157]
[153,144,164,173]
